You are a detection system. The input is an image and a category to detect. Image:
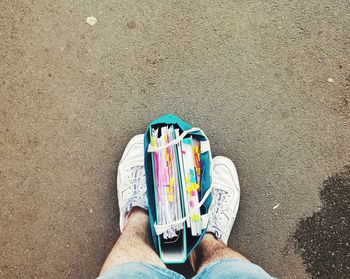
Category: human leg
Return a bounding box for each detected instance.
[190,233,247,272]
[190,156,274,278]
[193,257,275,279]
[99,208,166,275]
[190,156,242,271]
[99,135,182,278]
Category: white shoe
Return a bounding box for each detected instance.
[207,156,240,245]
[117,134,148,232]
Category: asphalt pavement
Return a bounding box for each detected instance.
[1,1,349,278]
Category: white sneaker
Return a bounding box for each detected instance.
[117,134,148,232]
[207,156,240,245]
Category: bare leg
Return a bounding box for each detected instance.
[190,233,247,273]
[99,208,165,275]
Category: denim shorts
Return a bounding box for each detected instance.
[97,259,275,279]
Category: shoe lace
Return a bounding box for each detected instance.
[124,165,146,213]
[209,188,231,239]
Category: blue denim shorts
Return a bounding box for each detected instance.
[97,259,275,279]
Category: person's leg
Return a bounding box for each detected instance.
[99,207,166,274]
[98,135,183,278]
[191,233,274,278]
[190,233,247,272]
[189,156,274,278]
[189,155,245,272]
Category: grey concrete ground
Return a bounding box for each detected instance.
[1,1,349,278]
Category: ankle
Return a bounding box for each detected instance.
[125,207,149,228]
[129,206,148,218]
[202,232,225,246]
[191,233,247,272]
[190,233,223,271]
